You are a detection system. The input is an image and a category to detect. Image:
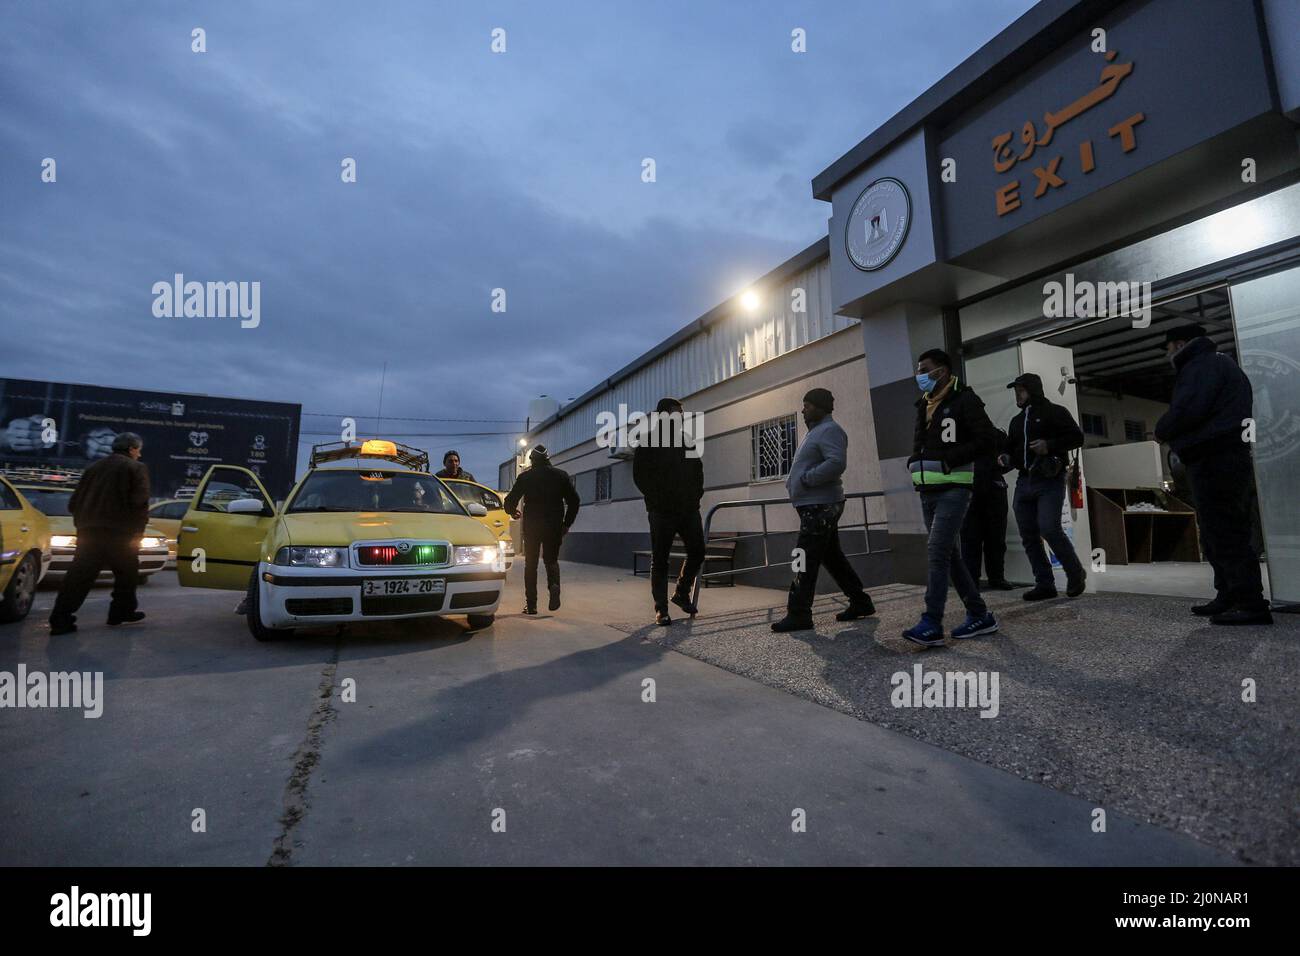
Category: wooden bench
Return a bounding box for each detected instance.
[632,532,738,587]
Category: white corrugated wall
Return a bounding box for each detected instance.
[530,256,854,455]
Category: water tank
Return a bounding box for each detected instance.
[526,395,560,427]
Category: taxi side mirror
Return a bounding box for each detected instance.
[466,503,488,517]
[227,498,268,515]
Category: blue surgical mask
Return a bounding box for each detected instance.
[916,372,938,393]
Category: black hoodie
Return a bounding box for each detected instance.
[1004,380,1084,477]
[1154,336,1253,463]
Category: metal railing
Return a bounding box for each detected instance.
[690,491,890,608]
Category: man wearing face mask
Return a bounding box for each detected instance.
[999,372,1086,601]
[1154,324,1270,625]
[903,350,998,647]
[770,388,875,633]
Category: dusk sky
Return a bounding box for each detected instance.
[1,0,1039,480]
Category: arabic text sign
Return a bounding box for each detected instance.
[936,0,1275,258]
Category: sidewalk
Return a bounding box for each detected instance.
[582,562,1300,864]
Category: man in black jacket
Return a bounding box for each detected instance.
[961,426,1014,589]
[632,398,705,626]
[1000,373,1086,601]
[1154,324,1270,625]
[503,445,580,615]
[902,349,998,647]
[49,432,150,635]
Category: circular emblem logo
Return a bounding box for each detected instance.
[395,541,412,554]
[1239,349,1300,465]
[845,177,911,272]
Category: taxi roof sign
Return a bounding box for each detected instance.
[308,440,430,472]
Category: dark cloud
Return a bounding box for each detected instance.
[0,0,1037,481]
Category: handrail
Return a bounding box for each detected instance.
[690,491,889,608]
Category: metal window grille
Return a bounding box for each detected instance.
[751,415,797,482]
[1123,419,1146,442]
[1081,412,1107,437]
[595,466,612,502]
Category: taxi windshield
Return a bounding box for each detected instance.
[286,471,463,515]
[19,488,73,516]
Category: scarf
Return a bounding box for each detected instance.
[925,376,956,424]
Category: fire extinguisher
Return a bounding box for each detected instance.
[1068,450,1084,509]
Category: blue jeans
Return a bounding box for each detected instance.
[920,487,987,622]
[1013,474,1085,587]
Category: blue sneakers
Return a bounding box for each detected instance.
[902,615,945,647]
[951,611,999,639]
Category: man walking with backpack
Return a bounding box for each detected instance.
[999,372,1087,601]
[904,349,998,647]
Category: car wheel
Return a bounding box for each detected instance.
[466,613,495,631]
[0,553,40,623]
[245,570,292,642]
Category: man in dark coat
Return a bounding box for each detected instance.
[1000,372,1087,601]
[49,432,150,635]
[1154,324,1270,625]
[435,450,475,483]
[961,426,1013,589]
[903,349,997,647]
[632,398,705,626]
[503,445,580,614]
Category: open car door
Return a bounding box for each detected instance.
[445,480,511,543]
[177,465,277,591]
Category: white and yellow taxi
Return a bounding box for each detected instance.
[177,440,506,641]
[8,471,170,579]
[0,474,52,623]
[442,478,515,570]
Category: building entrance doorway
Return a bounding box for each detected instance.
[963,286,1278,603]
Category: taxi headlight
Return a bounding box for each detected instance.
[140,536,165,549]
[453,545,495,566]
[274,546,348,568]
[51,534,77,548]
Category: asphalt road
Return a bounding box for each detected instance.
[0,567,1232,865]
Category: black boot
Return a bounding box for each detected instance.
[771,614,815,633]
[107,611,146,626]
[1210,606,1273,626]
[1192,597,1231,616]
[670,591,698,616]
[835,595,876,621]
[1022,586,1058,601]
[655,609,672,626]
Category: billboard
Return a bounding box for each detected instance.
[0,378,301,500]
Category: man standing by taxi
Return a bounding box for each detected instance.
[48,432,150,635]
[436,450,475,483]
[504,445,580,615]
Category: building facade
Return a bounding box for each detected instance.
[508,0,1300,604]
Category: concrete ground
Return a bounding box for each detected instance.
[0,564,1267,866]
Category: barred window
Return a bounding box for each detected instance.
[1080,412,1107,437]
[595,466,612,502]
[751,415,797,482]
[1124,419,1146,442]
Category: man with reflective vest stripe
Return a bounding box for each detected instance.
[999,372,1087,601]
[902,349,998,647]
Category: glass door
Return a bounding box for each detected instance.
[1231,266,1300,607]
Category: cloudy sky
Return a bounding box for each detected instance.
[1,0,1037,480]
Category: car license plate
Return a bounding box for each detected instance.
[362,578,445,596]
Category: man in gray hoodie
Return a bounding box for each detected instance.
[772,388,875,632]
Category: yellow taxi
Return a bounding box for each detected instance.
[177,440,506,641]
[441,477,515,569]
[147,497,190,561]
[0,474,52,623]
[7,471,170,580]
